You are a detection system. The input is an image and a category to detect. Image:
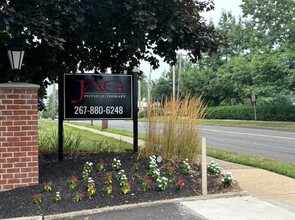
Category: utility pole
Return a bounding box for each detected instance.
[177,54,182,102]
[138,77,141,111]
[148,65,152,106]
[51,81,56,120]
[172,65,176,102]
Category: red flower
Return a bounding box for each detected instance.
[178,179,184,186]
[146,179,152,184]
[43,180,52,185]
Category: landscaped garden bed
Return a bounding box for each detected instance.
[0,152,240,219]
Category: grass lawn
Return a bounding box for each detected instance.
[65,121,145,140]
[202,119,295,131]
[38,120,133,153]
[207,148,295,179]
[139,118,295,131]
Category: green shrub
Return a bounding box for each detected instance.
[138,110,146,118]
[205,105,295,121]
[138,108,164,118]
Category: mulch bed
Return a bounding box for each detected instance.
[0,152,240,219]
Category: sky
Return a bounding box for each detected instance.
[140,0,243,80]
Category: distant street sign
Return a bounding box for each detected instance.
[64,74,133,119]
[251,94,256,102]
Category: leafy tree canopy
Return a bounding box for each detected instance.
[177,0,295,106]
[241,0,295,51]
[0,0,225,89]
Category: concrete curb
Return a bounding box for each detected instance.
[3,191,249,220]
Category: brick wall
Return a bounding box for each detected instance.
[0,83,40,192]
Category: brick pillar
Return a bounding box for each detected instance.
[0,83,40,192]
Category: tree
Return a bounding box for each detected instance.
[41,90,59,119]
[178,12,244,106]
[180,62,241,106]
[140,78,148,101]
[151,71,173,103]
[0,0,226,109]
[241,0,295,51]
[232,51,295,103]
[180,7,295,106]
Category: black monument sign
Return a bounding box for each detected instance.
[64,74,133,119]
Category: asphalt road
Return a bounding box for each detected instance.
[74,120,295,164]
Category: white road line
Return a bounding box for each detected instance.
[203,129,295,141]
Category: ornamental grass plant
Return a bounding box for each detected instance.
[141,96,206,163]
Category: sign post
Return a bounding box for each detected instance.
[58,72,64,161]
[202,137,207,196]
[132,70,139,153]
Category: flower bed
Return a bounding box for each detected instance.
[0,152,240,219]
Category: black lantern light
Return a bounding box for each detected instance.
[7,40,25,82]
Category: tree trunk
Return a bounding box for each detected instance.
[101,120,108,130]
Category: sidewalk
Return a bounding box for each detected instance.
[207,157,295,208]
[42,195,295,220]
[63,123,295,219]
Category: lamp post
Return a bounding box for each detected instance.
[7,40,25,82]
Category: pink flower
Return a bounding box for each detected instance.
[72,175,78,181]
[176,179,184,190]
[178,179,184,186]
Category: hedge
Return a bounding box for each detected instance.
[205,105,295,122]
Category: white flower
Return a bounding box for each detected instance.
[121,174,127,180]
[88,177,94,183]
[86,161,93,166]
